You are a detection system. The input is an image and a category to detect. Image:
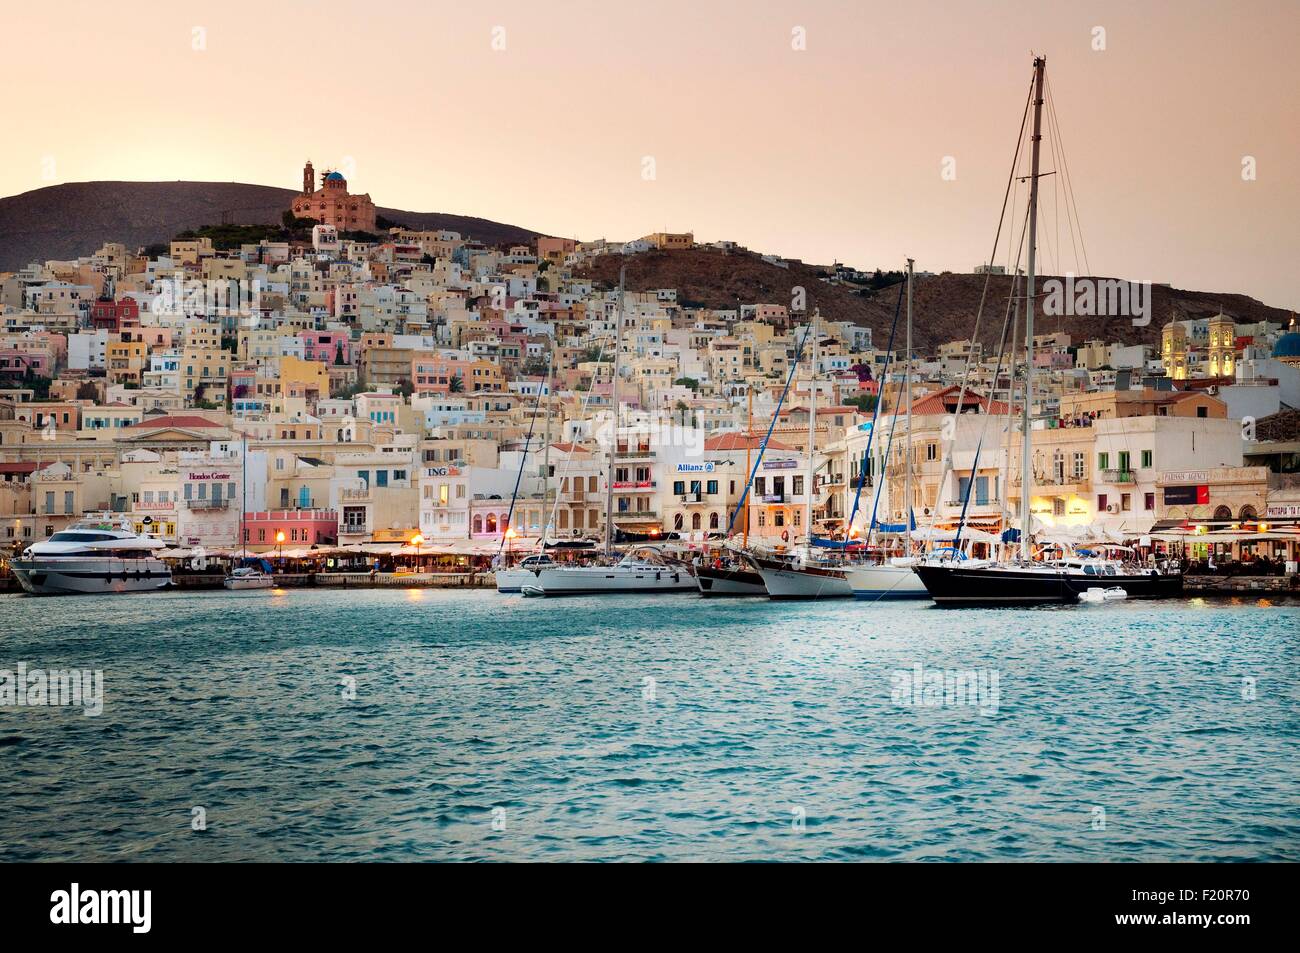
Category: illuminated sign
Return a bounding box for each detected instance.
[675,462,715,473]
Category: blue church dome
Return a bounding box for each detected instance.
[1273,332,1300,358]
[324,171,346,181]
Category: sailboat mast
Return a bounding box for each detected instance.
[804,308,818,542]
[604,265,626,557]
[1020,54,1045,561]
[904,258,914,548]
[540,339,554,544]
[743,385,753,547]
[240,431,247,560]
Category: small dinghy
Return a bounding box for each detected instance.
[1078,586,1128,604]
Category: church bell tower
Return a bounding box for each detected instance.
[302,159,315,195]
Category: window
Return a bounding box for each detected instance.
[1098,493,1108,511]
[673,481,685,495]
[1072,452,1085,479]
[1144,492,1155,511]
[755,477,766,495]
[1141,450,1152,469]
[706,480,718,495]
[1098,452,1109,471]
[775,511,785,527]
[1121,493,1132,512]
[1117,451,1131,472]
[792,476,804,496]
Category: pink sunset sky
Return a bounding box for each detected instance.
[4,0,1298,309]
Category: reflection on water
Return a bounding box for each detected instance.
[0,589,1297,861]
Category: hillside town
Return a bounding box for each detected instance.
[2,162,1299,582]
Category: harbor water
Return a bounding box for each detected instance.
[1,588,1297,861]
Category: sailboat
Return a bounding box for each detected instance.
[913,55,1182,605]
[845,258,930,600]
[749,308,855,599]
[224,432,274,590]
[518,264,697,597]
[695,390,767,596]
[495,341,556,593]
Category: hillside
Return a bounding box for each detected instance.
[578,248,1293,352]
[0,181,545,271]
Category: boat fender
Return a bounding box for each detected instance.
[781,530,789,542]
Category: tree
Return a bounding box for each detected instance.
[448,374,465,394]
[844,393,879,412]
[395,377,414,398]
[334,341,347,366]
[674,377,699,392]
[75,380,99,401]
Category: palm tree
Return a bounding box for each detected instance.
[449,374,465,394]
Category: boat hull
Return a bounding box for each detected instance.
[695,566,767,597]
[521,565,697,597]
[750,557,852,600]
[12,557,173,596]
[914,564,1183,606]
[494,568,539,593]
[845,564,931,600]
[223,575,275,590]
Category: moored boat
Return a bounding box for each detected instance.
[520,546,697,597]
[11,514,172,596]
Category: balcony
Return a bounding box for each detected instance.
[185,498,229,510]
[679,492,705,504]
[759,493,787,504]
[340,487,372,501]
[612,480,656,489]
[1100,469,1136,484]
[614,509,657,521]
[615,448,655,459]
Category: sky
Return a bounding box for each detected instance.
[4,0,1298,309]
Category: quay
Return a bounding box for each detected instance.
[164,571,494,590]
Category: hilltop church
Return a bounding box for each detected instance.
[289,160,377,234]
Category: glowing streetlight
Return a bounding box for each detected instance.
[410,532,424,568]
[504,526,518,559]
[275,529,286,566]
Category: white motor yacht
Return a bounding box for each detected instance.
[11,514,172,595]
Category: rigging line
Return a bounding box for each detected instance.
[953,205,1031,554]
[845,280,907,535]
[496,362,547,557]
[1046,74,1090,274]
[723,316,816,536]
[930,70,1034,532]
[542,295,618,543]
[865,364,907,547]
[1044,80,1079,275]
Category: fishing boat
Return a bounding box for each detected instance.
[913,55,1182,606]
[224,433,274,590]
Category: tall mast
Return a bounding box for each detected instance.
[540,339,554,544]
[603,265,626,557]
[240,431,247,560]
[743,384,753,547]
[904,258,914,547]
[1020,54,1045,561]
[804,308,818,542]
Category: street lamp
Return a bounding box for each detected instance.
[410,532,424,570]
[504,526,518,562]
[275,530,286,568]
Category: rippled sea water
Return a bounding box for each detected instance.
[1,588,1297,862]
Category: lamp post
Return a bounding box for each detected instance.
[410,532,424,571]
[275,530,285,569]
[505,526,517,562]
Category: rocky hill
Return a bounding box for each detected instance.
[578,248,1293,352]
[0,181,545,271]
